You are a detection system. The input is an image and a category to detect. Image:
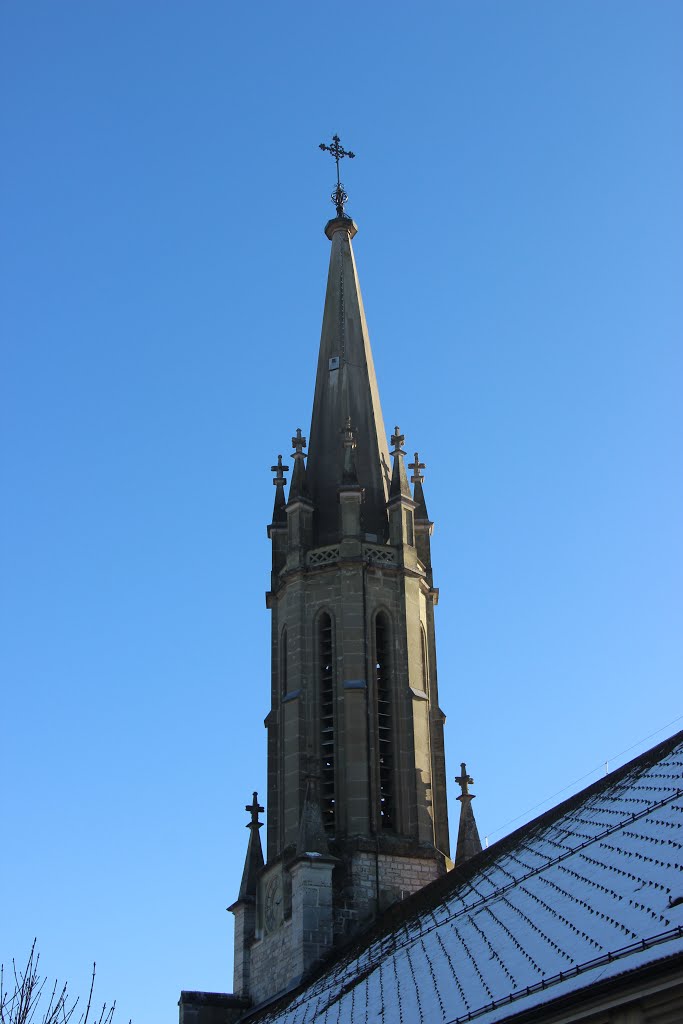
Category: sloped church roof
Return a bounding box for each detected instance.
[244,731,683,1024]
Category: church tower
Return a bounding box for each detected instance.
[230,140,451,1007]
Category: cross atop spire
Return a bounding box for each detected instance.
[236,791,266,901]
[390,427,406,458]
[456,763,474,799]
[454,762,482,864]
[291,428,307,460]
[389,426,412,502]
[289,428,310,501]
[271,455,289,486]
[409,452,425,484]
[245,791,264,831]
[341,416,356,450]
[319,133,356,217]
[340,416,360,487]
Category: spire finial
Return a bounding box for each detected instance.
[389,427,411,502]
[341,416,360,486]
[319,133,356,217]
[456,763,474,799]
[455,762,482,864]
[408,452,425,484]
[271,454,289,486]
[390,426,406,458]
[245,791,264,831]
[289,428,309,500]
[291,428,307,460]
[341,416,356,450]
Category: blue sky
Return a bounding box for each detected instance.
[1,3,681,1023]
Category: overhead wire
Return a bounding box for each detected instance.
[483,713,683,845]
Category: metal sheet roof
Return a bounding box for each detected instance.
[249,732,683,1024]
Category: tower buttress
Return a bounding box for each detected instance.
[228,794,265,997]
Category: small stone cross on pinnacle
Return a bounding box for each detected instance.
[246,791,264,830]
[319,133,356,217]
[271,454,289,486]
[341,417,356,448]
[456,763,474,799]
[390,427,406,457]
[409,452,425,484]
[291,428,307,458]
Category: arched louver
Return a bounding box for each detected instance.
[419,625,428,692]
[376,615,394,829]
[281,628,288,695]
[319,613,335,831]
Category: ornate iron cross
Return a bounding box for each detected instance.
[319,133,356,217]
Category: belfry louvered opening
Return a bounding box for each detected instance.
[419,625,428,692]
[375,614,394,829]
[280,627,288,695]
[319,613,335,832]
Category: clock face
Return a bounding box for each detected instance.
[264,873,283,933]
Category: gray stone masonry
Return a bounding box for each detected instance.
[248,917,294,1008]
[289,855,337,984]
[178,993,250,1024]
[234,215,453,1011]
[268,555,449,857]
[229,899,255,997]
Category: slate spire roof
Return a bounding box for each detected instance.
[388,427,412,502]
[455,762,483,864]
[244,731,683,1024]
[238,792,265,901]
[409,452,429,521]
[288,428,309,502]
[270,455,289,527]
[306,217,392,544]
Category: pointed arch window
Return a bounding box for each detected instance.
[375,614,394,830]
[280,628,288,695]
[319,613,335,832]
[419,625,428,692]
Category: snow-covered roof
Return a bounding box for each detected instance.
[248,732,683,1024]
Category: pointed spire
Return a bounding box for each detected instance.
[296,757,329,856]
[271,455,289,526]
[307,219,392,544]
[288,428,309,502]
[389,427,411,501]
[455,763,482,865]
[238,792,265,900]
[409,452,429,520]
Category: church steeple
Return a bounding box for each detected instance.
[233,158,452,1007]
[306,214,392,544]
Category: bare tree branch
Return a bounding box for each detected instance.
[0,945,129,1024]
